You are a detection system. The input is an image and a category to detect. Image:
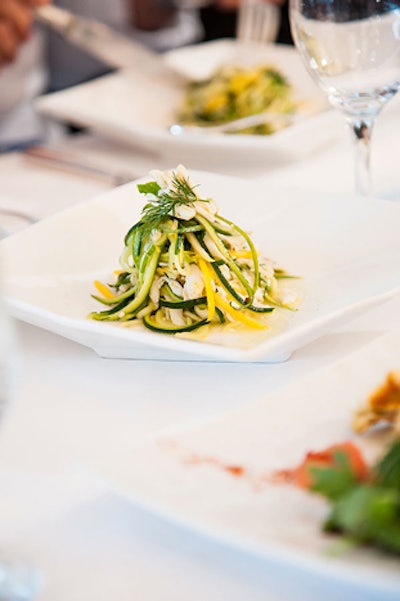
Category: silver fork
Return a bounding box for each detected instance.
[169,110,298,136]
[236,0,281,44]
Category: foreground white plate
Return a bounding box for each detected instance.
[2,169,400,362]
[35,40,339,171]
[94,328,400,595]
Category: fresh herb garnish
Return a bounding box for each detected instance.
[309,439,400,554]
[139,173,200,237]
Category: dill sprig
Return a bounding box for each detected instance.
[138,173,201,237]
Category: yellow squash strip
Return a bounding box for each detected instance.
[94,280,116,300]
[198,258,216,321]
[229,250,253,260]
[208,266,247,305]
[214,292,268,330]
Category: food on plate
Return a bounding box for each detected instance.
[89,166,300,335]
[274,441,368,490]
[178,64,296,135]
[353,370,400,434]
[277,438,400,555]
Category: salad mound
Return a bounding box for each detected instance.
[89,166,299,335]
[178,64,296,135]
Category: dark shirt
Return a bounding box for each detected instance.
[199,1,293,45]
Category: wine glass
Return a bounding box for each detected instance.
[289,0,400,195]
[0,235,40,600]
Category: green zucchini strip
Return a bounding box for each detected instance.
[143,314,209,334]
[196,214,255,303]
[89,167,298,334]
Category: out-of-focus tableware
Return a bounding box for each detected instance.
[36,5,180,78]
[35,40,336,171]
[236,0,281,43]
[0,211,36,236]
[23,146,137,187]
[289,0,400,195]
[0,237,12,418]
[1,171,400,362]
[0,236,41,601]
[93,327,400,597]
[169,109,304,135]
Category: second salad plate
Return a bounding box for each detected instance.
[35,40,339,170]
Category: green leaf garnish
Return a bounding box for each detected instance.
[309,439,400,555]
[310,450,360,501]
[374,439,400,491]
[137,181,161,196]
[325,485,400,554]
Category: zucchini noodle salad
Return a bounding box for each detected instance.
[178,64,296,135]
[89,166,302,340]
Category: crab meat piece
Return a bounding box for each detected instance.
[167,278,184,298]
[174,203,196,220]
[149,276,166,306]
[193,198,217,219]
[183,264,205,300]
[165,308,186,326]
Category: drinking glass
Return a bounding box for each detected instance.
[289,0,400,195]
[0,237,40,600]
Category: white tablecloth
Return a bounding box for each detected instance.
[0,96,399,601]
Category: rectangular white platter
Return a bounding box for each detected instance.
[1,169,400,362]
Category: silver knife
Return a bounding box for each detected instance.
[36,5,182,78]
[23,145,138,186]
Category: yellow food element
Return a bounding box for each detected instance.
[230,250,253,260]
[94,280,115,299]
[204,94,228,113]
[179,63,296,135]
[198,258,216,321]
[352,370,400,433]
[214,292,268,330]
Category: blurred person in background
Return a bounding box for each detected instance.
[0,0,289,150]
[199,0,291,45]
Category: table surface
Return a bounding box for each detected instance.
[0,91,400,601]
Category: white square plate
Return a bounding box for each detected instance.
[35,40,340,171]
[93,328,400,595]
[2,169,400,362]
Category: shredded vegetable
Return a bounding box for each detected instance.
[89,166,299,335]
[178,64,296,135]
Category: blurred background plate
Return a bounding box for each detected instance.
[35,40,342,172]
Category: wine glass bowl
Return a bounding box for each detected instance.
[289,0,400,195]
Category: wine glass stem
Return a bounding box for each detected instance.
[346,116,375,196]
